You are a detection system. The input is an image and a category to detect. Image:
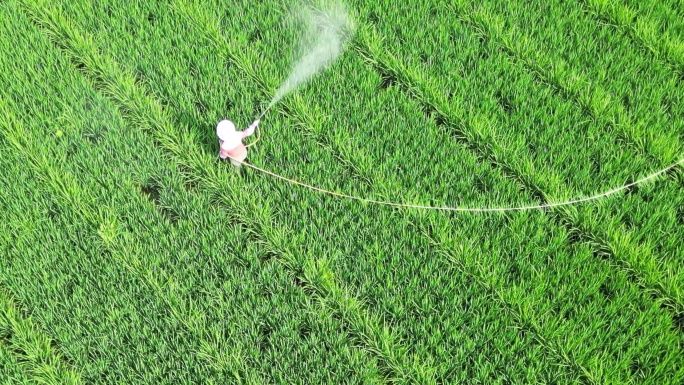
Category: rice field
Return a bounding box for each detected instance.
[0,0,683,383]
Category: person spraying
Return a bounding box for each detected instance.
[213,1,352,169]
[216,119,260,168]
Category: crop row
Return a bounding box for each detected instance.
[443,0,684,282]
[0,284,81,384]
[1,1,380,383]
[366,0,684,324]
[46,0,684,380]
[13,0,572,380]
[16,0,443,381]
[579,0,684,76]
[79,0,600,378]
[6,0,684,383]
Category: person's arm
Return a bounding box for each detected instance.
[242,119,259,138]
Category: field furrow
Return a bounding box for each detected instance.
[14,0,424,382]
[444,0,684,286]
[2,1,382,383]
[1,0,683,382]
[276,69,684,380]
[0,84,265,383]
[202,11,603,384]
[345,0,684,317]
[0,343,32,385]
[0,286,81,385]
[464,0,684,315]
[174,5,589,383]
[163,1,684,382]
[17,0,583,382]
[450,1,682,164]
[577,0,684,77]
[127,0,609,382]
[618,0,684,51]
[452,2,684,318]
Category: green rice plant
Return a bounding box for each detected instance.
[0,287,81,385]
[14,0,536,380]
[348,0,681,315]
[9,1,418,383]
[579,0,684,75]
[2,0,684,383]
[441,0,684,312]
[113,0,684,380]
[119,1,576,380]
[449,1,681,164]
[1,2,384,383]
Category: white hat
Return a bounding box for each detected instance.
[216,120,236,141]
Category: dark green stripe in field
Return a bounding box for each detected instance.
[184,0,680,380]
[15,0,426,382]
[342,0,684,317]
[0,287,81,384]
[18,0,564,380]
[346,0,683,200]
[578,0,684,76]
[620,0,684,44]
[36,0,684,383]
[569,0,684,269]
[0,2,380,384]
[2,0,684,383]
[456,0,683,156]
[451,0,684,310]
[0,18,248,384]
[43,0,576,383]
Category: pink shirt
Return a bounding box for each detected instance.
[218,125,255,159]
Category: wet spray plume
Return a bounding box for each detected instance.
[260,1,356,118]
[225,1,684,213]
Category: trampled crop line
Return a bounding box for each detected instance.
[352,27,556,206]
[346,12,684,381]
[6,7,265,382]
[449,2,683,165]
[352,5,684,319]
[576,0,684,79]
[185,2,675,380]
[447,2,684,317]
[193,1,597,379]
[324,26,592,378]
[19,0,425,382]
[169,2,375,189]
[220,60,553,385]
[15,1,680,383]
[1,92,265,383]
[169,2,439,383]
[0,285,82,384]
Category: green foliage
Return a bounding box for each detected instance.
[0,0,683,383]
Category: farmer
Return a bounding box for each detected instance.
[216,119,259,168]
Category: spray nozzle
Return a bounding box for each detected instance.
[247,119,260,130]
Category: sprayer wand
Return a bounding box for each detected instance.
[244,104,274,148]
[257,103,273,120]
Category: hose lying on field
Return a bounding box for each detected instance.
[224,152,684,213]
[222,0,684,212]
